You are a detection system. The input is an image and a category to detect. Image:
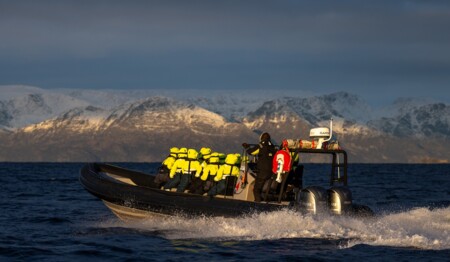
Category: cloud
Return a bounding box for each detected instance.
[1,0,448,57]
[0,0,449,104]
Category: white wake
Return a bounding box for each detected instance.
[100,207,450,250]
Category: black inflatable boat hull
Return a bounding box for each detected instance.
[80,163,284,220]
[80,163,373,220]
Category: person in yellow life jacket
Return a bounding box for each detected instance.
[200,152,220,180]
[154,147,179,187]
[198,147,212,163]
[173,148,202,193]
[187,147,212,194]
[198,147,212,177]
[163,147,188,190]
[187,152,220,195]
[235,153,242,167]
[207,153,241,196]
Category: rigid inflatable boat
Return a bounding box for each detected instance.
[80,147,373,220]
[80,120,373,220]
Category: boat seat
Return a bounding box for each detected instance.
[212,176,238,198]
[224,176,237,197]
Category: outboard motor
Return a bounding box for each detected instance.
[298,186,327,214]
[327,187,352,215]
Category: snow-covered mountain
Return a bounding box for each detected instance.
[22,105,109,134]
[0,85,90,129]
[21,96,244,136]
[369,103,450,138]
[376,97,439,118]
[0,85,448,163]
[242,92,378,141]
[103,97,230,134]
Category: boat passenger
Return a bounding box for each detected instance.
[198,147,212,163]
[173,148,202,193]
[154,147,179,187]
[163,147,188,191]
[202,152,222,193]
[188,152,219,195]
[207,153,241,196]
[187,147,212,194]
[242,132,276,202]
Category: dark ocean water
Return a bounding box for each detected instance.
[1,163,449,261]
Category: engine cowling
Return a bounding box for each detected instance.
[327,187,353,215]
[298,186,327,214]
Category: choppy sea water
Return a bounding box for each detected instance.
[0,163,449,261]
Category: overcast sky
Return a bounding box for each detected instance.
[1,0,449,105]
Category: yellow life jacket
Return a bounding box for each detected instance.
[170,147,187,174]
[199,147,212,160]
[234,153,241,165]
[200,155,220,181]
[162,155,176,169]
[199,149,214,170]
[169,158,185,178]
[178,149,202,176]
[169,147,179,157]
[177,147,188,156]
[215,154,240,181]
[169,147,188,178]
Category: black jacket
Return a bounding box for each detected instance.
[246,140,276,172]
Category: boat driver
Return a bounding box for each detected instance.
[242,132,276,202]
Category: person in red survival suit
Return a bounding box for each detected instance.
[242,132,276,202]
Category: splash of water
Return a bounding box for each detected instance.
[99,207,450,250]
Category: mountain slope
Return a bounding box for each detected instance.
[0,85,90,129]
[241,93,449,163]
[1,96,257,162]
[369,103,450,138]
[0,85,448,163]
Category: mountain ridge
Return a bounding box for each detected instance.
[0,85,448,163]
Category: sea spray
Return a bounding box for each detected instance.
[98,207,450,250]
[344,207,450,250]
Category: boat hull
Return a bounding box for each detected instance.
[80,163,373,220]
[80,163,285,220]
[102,200,170,221]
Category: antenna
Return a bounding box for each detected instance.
[323,118,333,143]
